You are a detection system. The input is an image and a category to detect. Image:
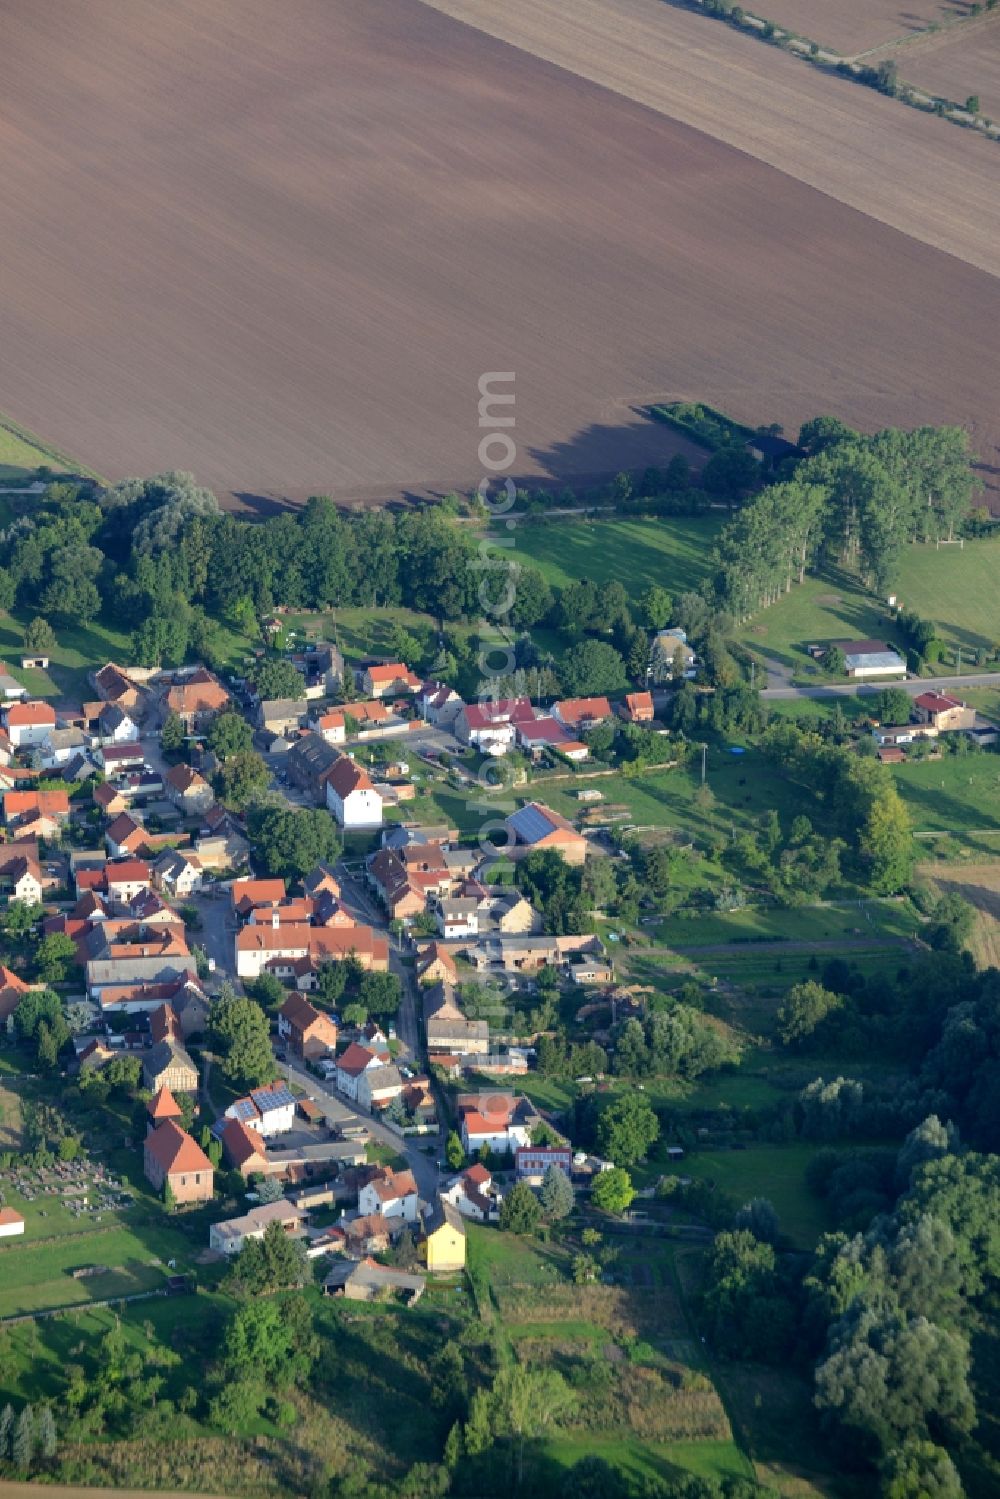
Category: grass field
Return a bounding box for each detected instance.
[674,1143,834,1250]
[892,755,1000,833]
[741,540,1000,682]
[499,515,724,601]
[0,418,77,482]
[0,1214,200,1319]
[654,900,919,949]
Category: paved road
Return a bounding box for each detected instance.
[761,672,1000,702]
[280,1056,440,1200]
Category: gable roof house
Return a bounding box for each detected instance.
[913,692,976,731]
[221,1118,270,1178]
[423,981,489,1059]
[0,845,45,905]
[458,1092,539,1155]
[105,812,148,859]
[209,1198,309,1256]
[312,709,346,745]
[234,921,388,981]
[335,1041,389,1102]
[153,847,203,896]
[285,733,343,803]
[4,699,57,748]
[277,992,339,1061]
[420,682,463,726]
[97,703,140,745]
[163,669,230,729]
[103,859,153,904]
[164,763,215,814]
[143,1120,213,1203]
[356,1063,404,1113]
[142,1038,199,1095]
[256,698,308,735]
[505,802,588,866]
[552,697,613,732]
[422,1197,466,1272]
[361,663,422,699]
[3,789,70,838]
[455,697,535,755]
[415,941,458,985]
[358,1166,420,1221]
[93,664,145,714]
[620,691,654,724]
[442,1163,502,1222]
[231,877,287,919]
[325,756,383,830]
[224,1082,297,1139]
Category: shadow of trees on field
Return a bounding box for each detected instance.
[526,408,707,490]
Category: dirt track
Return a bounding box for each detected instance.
[0,0,999,507]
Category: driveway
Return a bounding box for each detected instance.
[280,1056,440,1200]
[186,889,235,981]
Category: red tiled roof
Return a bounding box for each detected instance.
[5,701,56,727]
[104,860,152,885]
[147,1084,182,1120]
[222,1118,268,1168]
[144,1119,212,1175]
[337,1042,378,1076]
[914,692,961,712]
[327,757,374,797]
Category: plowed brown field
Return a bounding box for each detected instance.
[0,0,999,508]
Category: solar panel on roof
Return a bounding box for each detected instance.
[231,1098,258,1122]
[508,804,555,843]
[252,1085,295,1112]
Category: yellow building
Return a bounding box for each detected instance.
[423,1198,466,1273]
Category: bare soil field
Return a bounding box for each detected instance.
[726,0,977,56]
[900,27,1000,120]
[1,0,1000,508]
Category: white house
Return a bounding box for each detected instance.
[98,704,141,745]
[442,1164,502,1222]
[358,1166,420,1222]
[208,1199,308,1256]
[225,1081,297,1139]
[435,897,479,940]
[153,849,204,897]
[420,682,463,727]
[325,756,383,830]
[312,709,346,745]
[356,1063,404,1112]
[4,700,57,748]
[335,1041,387,1102]
[0,1207,25,1238]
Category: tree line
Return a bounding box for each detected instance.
[712,420,981,618]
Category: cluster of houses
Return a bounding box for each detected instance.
[872,690,995,763]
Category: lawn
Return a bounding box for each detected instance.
[522,747,822,849]
[739,536,1000,681]
[673,1143,835,1250]
[542,1434,753,1488]
[0,609,255,702]
[654,900,919,949]
[0,1214,201,1318]
[280,605,480,667]
[891,754,1000,834]
[498,515,724,600]
[0,416,80,482]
